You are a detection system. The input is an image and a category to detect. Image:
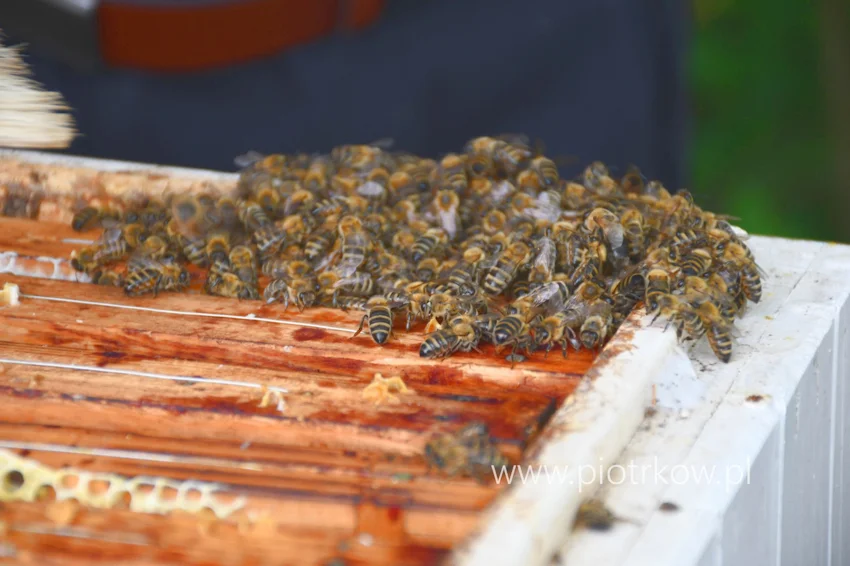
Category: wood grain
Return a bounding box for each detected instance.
[0,206,593,565]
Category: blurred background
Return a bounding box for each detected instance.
[4,0,848,241]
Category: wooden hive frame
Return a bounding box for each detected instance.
[0,150,675,566]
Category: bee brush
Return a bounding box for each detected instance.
[0,33,75,149]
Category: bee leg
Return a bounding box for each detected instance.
[352,314,368,339]
[544,344,553,359]
[406,311,413,331]
[560,340,569,359]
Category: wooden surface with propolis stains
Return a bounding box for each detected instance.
[0,153,601,565]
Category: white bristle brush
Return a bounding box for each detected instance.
[0,33,75,149]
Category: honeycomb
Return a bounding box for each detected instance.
[0,449,245,519]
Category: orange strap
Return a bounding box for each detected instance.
[98,0,385,72]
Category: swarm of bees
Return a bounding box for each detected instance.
[67,135,762,364]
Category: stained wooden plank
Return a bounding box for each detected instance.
[2,152,660,566]
[0,207,589,564]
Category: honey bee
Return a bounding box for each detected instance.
[205,269,258,300]
[579,300,613,350]
[411,228,448,263]
[721,242,762,303]
[303,156,334,194]
[424,422,510,481]
[138,201,169,232]
[714,261,747,313]
[432,189,461,240]
[644,268,671,314]
[427,293,460,328]
[620,208,646,260]
[125,258,190,297]
[332,141,391,170]
[70,246,97,273]
[493,314,536,365]
[532,312,578,357]
[235,151,288,176]
[482,241,531,295]
[262,275,314,309]
[419,327,460,358]
[619,165,645,196]
[584,208,626,257]
[167,219,208,267]
[644,179,672,201]
[442,247,486,292]
[205,229,232,272]
[575,499,617,532]
[431,153,467,193]
[304,219,338,264]
[254,225,287,259]
[695,300,734,362]
[356,180,388,211]
[91,268,124,287]
[494,134,533,176]
[334,296,370,312]
[413,257,439,282]
[464,136,507,177]
[562,181,592,209]
[679,248,713,277]
[72,206,120,232]
[525,280,571,312]
[482,209,508,236]
[528,155,559,188]
[337,215,371,277]
[445,315,483,353]
[353,295,397,345]
[333,272,375,303]
[211,196,240,230]
[392,162,433,197]
[582,161,610,189]
[249,177,282,218]
[91,224,143,266]
[229,245,258,286]
[683,275,736,323]
[404,291,433,330]
[528,235,556,285]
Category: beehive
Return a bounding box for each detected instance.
[0,151,664,566]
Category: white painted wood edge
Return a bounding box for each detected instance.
[551,236,835,565]
[622,240,850,566]
[0,149,239,182]
[453,310,677,566]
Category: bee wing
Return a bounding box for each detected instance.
[604,223,626,249]
[333,272,370,288]
[525,282,559,306]
[486,180,511,205]
[234,151,265,169]
[526,204,560,223]
[494,133,531,149]
[727,223,749,240]
[438,209,459,240]
[283,193,304,216]
[97,226,124,244]
[364,137,394,149]
[533,238,556,271]
[356,181,387,198]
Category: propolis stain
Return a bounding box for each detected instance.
[294,327,328,341]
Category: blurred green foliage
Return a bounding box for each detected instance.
[692,0,838,240]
